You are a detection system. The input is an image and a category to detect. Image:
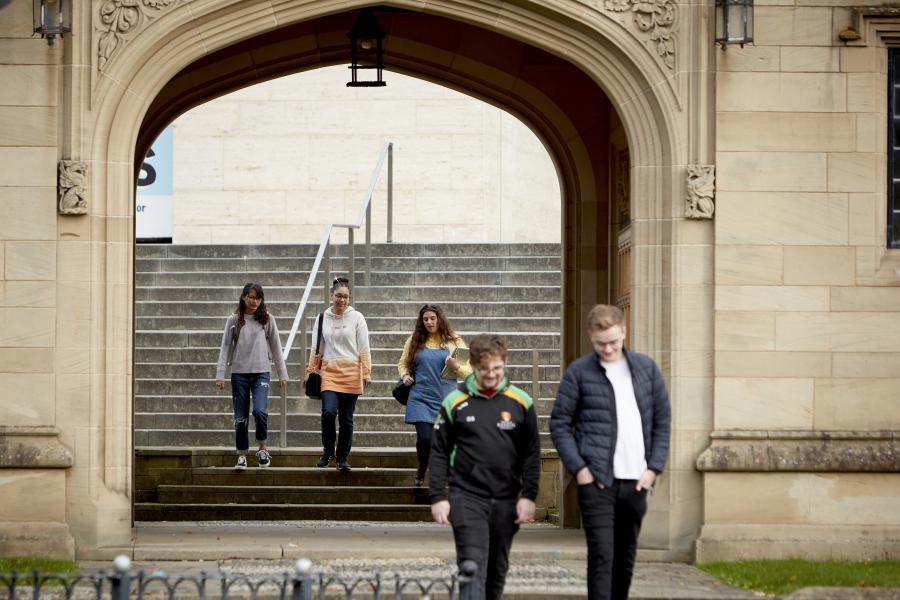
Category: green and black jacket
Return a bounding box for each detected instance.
[428,374,541,503]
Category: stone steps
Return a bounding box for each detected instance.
[134,503,434,521]
[135,300,562,318]
[135,330,561,349]
[135,429,555,447]
[136,270,561,287]
[137,255,561,272]
[136,243,561,258]
[136,285,561,302]
[134,362,561,380]
[135,395,560,414]
[135,315,561,332]
[133,378,560,397]
[157,484,431,504]
[134,243,561,522]
[135,347,561,363]
[133,412,556,432]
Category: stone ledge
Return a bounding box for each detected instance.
[696,524,900,561]
[697,431,899,472]
[0,426,73,468]
[0,522,75,560]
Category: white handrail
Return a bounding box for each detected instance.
[276,142,394,448]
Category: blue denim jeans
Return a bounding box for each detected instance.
[320,390,358,461]
[231,372,270,452]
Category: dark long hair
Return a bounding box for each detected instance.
[405,304,457,373]
[236,282,269,326]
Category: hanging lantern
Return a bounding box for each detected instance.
[715,0,754,48]
[347,9,387,87]
[33,0,72,45]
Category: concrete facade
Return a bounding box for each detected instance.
[0,0,896,561]
[165,66,561,244]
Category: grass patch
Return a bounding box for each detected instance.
[696,559,900,595]
[0,558,78,585]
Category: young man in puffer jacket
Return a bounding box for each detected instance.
[550,304,670,600]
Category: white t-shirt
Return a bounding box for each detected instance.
[601,358,647,480]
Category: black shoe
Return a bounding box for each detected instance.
[316,454,333,468]
[337,459,351,473]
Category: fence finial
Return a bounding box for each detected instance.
[295,558,312,575]
[113,556,131,572]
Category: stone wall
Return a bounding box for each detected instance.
[699,3,900,559]
[0,0,77,559]
[166,66,560,244]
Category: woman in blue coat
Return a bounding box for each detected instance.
[397,304,471,486]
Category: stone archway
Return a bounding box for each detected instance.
[70,0,702,558]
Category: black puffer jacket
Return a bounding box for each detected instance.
[549,349,670,488]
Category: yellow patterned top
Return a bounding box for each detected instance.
[397,333,472,379]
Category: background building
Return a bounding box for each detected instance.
[0,0,897,561]
[143,65,560,245]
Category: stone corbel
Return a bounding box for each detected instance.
[0,426,74,469]
[58,159,88,215]
[685,165,715,219]
[841,6,900,46]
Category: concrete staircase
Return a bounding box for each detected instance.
[134,243,561,521]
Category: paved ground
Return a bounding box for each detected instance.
[76,521,760,599]
[64,522,900,599]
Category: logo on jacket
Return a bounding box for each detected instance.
[496,411,516,431]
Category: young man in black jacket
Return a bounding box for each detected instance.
[550,305,670,600]
[429,333,541,600]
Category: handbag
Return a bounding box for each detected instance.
[304,312,325,399]
[392,377,412,405]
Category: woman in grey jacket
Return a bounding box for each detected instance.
[215,283,289,470]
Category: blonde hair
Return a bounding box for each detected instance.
[586,304,625,330]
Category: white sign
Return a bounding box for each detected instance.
[136,126,174,241]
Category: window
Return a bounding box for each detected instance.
[889,49,900,247]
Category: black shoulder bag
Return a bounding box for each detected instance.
[304,312,325,399]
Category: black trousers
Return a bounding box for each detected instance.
[449,488,519,600]
[577,479,648,600]
[320,391,359,461]
[413,422,432,477]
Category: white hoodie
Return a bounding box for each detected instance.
[306,306,372,394]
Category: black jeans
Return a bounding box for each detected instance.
[413,421,433,477]
[577,479,648,600]
[320,390,359,461]
[449,488,519,600]
[230,372,269,452]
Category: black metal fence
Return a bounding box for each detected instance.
[0,557,478,600]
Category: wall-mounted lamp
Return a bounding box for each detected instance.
[715,0,753,48]
[33,0,71,45]
[347,8,386,87]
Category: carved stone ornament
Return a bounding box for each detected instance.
[685,165,715,219]
[58,160,88,215]
[596,0,677,69]
[97,0,183,70]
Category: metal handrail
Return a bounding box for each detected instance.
[277,142,394,448]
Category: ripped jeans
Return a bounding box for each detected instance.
[231,372,270,452]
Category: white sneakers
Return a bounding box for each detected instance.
[235,450,270,469]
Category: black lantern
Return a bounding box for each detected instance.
[715,0,753,48]
[33,0,71,45]
[347,9,386,87]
